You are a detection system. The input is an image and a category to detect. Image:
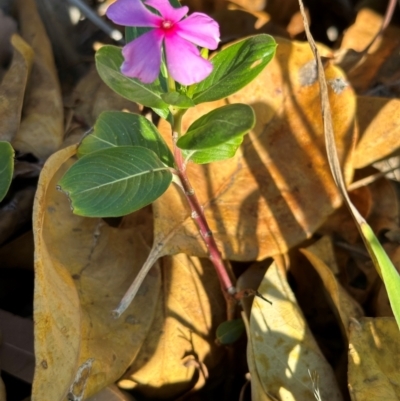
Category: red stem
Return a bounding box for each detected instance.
[173,134,236,296]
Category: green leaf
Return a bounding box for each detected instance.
[125,26,150,43]
[216,319,245,344]
[177,104,255,164]
[78,111,174,166]
[95,45,169,118]
[59,146,172,217]
[361,223,400,330]
[192,35,276,104]
[161,92,195,108]
[0,141,14,202]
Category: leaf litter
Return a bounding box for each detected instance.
[1,0,400,400]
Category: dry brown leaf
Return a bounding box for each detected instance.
[336,7,400,92]
[0,377,5,401]
[126,253,225,399]
[86,385,136,401]
[69,67,141,129]
[0,34,33,142]
[318,185,371,244]
[245,262,343,401]
[32,146,161,400]
[0,309,34,383]
[300,236,364,338]
[214,9,288,43]
[228,0,267,13]
[12,0,63,159]
[348,317,400,400]
[365,172,399,234]
[0,231,34,270]
[0,187,36,246]
[154,36,356,262]
[353,97,400,169]
[0,9,17,66]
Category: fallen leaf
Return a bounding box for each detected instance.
[69,66,141,129]
[86,385,136,401]
[336,7,400,92]
[245,262,343,401]
[32,145,161,400]
[353,97,400,169]
[126,253,226,399]
[0,187,36,246]
[154,36,356,262]
[0,9,17,65]
[300,236,364,338]
[0,34,33,142]
[348,317,400,401]
[12,0,64,159]
[0,231,34,270]
[214,9,288,44]
[0,377,5,401]
[0,309,34,383]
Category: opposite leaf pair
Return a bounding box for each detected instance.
[59,35,276,218]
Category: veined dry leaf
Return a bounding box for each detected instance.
[245,262,343,401]
[32,146,161,400]
[12,0,63,159]
[126,253,225,399]
[0,34,33,142]
[348,317,400,400]
[155,36,356,262]
[300,236,364,338]
[353,97,400,169]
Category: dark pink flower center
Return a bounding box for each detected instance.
[161,20,174,30]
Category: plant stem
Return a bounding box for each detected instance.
[171,109,237,297]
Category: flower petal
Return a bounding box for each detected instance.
[107,0,162,27]
[176,13,220,50]
[145,0,188,22]
[164,34,213,85]
[121,29,163,83]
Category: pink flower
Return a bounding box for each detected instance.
[106,0,220,85]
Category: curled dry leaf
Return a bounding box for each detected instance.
[155,37,356,262]
[126,253,225,399]
[12,0,63,159]
[32,145,161,400]
[300,236,364,338]
[245,262,343,401]
[0,34,33,142]
[348,317,400,401]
